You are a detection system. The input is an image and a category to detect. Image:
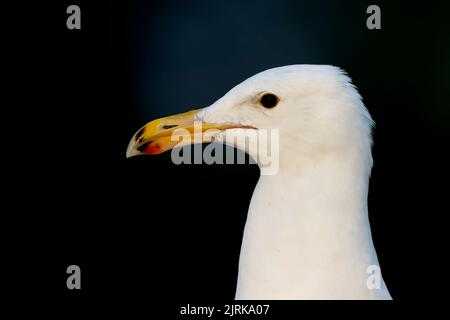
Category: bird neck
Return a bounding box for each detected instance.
[235,149,388,299]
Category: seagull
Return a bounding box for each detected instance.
[126,65,392,300]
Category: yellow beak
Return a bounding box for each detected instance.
[126,108,254,158]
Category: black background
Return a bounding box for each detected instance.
[8,0,449,316]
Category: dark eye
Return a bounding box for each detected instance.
[259,93,280,109]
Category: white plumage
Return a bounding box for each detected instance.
[128,65,392,300]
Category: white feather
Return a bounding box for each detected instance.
[199,65,391,300]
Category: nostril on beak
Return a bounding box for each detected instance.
[163,124,177,130]
[162,124,177,130]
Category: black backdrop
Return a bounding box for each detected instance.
[9,0,449,316]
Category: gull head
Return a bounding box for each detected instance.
[126,65,374,172]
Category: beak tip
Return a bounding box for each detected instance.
[126,140,139,158]
[126,149,141,158]
[127,108,204,159]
